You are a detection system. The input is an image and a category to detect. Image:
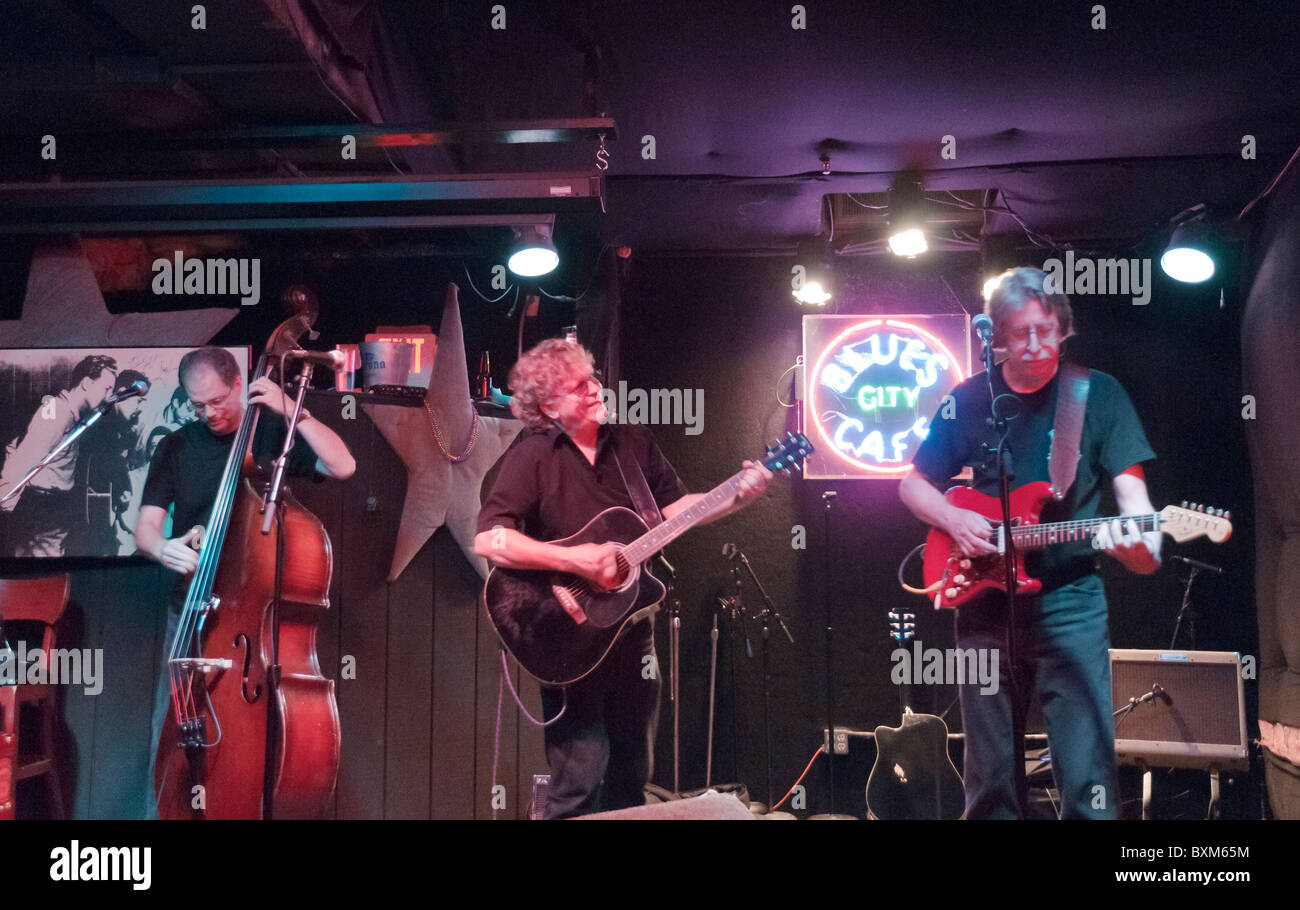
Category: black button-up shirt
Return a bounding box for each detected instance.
[477,423,687,542]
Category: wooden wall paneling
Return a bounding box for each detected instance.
[383,530,435,818]
[331,407,402,819]
[430,530,479,819]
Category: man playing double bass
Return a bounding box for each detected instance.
[135,346,354,818]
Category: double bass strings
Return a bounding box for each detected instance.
[166,359,264,736]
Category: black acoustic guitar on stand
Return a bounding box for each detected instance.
[865,607,965,820]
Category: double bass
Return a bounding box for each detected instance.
[154,317,339,819]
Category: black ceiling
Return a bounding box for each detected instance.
[1,0,1297,255]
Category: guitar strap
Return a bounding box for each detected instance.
[611,431,664,529]
[1049,362,1091,502]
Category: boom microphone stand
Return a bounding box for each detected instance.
[723,542,794,815]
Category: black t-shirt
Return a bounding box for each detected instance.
[477,424,688,541]
[141,417,320,543]
[911,362,1155,587]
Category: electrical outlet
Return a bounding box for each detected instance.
[821,726,851,755]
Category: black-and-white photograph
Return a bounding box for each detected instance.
[0,347,249,558]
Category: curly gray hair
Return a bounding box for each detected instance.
[508,338,595,429]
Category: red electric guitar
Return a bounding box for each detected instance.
[920,481,1232,609]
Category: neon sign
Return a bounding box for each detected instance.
[806,318,966,476]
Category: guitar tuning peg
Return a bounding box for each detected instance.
[1224,510,1231,520]
[783,467,791,475]
[1181,500,1188,508]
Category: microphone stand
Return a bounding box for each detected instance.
[257,360,314,820]
[1170,565,1202,650]
[0,396,125,506]
[809,491,854,819]
[979,330,1029,818]
[729,547,793,813]
[657,552,682,795]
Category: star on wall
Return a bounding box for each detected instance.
[365,283,521,580]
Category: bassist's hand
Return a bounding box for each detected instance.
[158,527,202,576]
[944,508,998,557]
[564,542,625,590]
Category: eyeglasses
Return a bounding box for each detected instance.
[559,370,603,398]
[1006,324,1060,345]
[190,389,234,414]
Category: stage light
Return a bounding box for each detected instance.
[793,279,832,306]
[507,225,559,277]
[888,228,927,257]
[887,179,927,258]
[793,237,835,306]
[1160,218,1215,283]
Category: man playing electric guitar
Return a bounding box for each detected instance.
[898,267,1160,819]
[475,339,771,818]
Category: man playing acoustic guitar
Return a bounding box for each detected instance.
[475,339,770,818]
[899,267,1160,819]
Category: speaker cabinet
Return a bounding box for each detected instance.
[1110,649,1248,770]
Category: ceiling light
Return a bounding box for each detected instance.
[1160,218,1216,283]
[507,225,559,277]
[887,179,927,258]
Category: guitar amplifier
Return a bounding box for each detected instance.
[1110,649,1248,771]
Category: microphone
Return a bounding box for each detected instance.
[106,379,150,405]
[1170,554,1223,575]
[971,313,994,344]
[1153,684,1173,706]
[286,348,348,371]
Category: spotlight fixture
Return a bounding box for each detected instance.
[793,237,835,306]
[1160,212,1216,283]
[887,179,928,257]
[507,224,559,277]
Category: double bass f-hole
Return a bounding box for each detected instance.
[234,634,262,704]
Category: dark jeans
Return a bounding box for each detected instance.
[539,617,660,819]
[956,574,1117,819]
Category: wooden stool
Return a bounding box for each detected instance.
[0,576,71,819]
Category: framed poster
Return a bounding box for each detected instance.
[802,315,971,479]
[0,346,250,558]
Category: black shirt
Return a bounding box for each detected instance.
[141,417,320,542]
[911,362,1155,587]
[477,424,688,541]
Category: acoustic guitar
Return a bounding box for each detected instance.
[865,607,965,820]
[484,433,813,686]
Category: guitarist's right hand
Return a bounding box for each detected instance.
[944,509,998,557]
[564,542,625,591]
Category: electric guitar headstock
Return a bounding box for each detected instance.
[1160,502,1233,543]
[760,432,814,474]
